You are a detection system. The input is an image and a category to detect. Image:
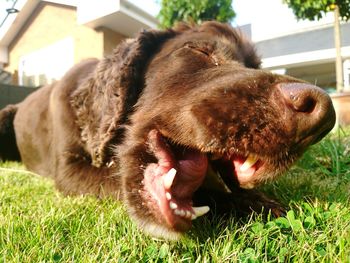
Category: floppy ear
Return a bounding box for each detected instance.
[71,29,177,167]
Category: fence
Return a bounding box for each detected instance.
[0,84,38,109]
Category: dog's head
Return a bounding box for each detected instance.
[83,22,335,239]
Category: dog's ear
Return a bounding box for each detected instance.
[71,29,177,167]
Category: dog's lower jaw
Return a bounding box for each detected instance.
[125,197,183,240]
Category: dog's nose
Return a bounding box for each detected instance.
[280,83,336,144]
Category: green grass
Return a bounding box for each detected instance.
[1,129,350,262]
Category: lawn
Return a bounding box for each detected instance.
[0,129,349,262]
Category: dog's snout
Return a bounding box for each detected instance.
[280,83,336,144]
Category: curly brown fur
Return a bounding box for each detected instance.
[0,21,335,240]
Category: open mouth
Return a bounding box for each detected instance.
[141,129,266,231]
[209,152,263,189]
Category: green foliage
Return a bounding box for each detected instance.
[157,0,235,28]
[283,0,350,21]
[0,128,350,261]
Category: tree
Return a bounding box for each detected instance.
[158,0,235,29]
[283,0,350,92]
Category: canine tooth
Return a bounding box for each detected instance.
[192,206,210,217]
[191,213,197,220]
[169,201,178,210]
[185,210,192,219]
[165,192,172,200]
[163,168,176,189]
[240,155,258,172]
[107,161,115,168]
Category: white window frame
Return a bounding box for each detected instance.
[344,59,350,91]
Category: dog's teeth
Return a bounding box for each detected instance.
[174,208,196,219]
[179,210,186,217]
[191,213,197,220]
[165,192,172,200]
[169,201,178,210]
[240,155,258,172]
[163,168,176,189]
[192,206,210,218]
[185,210,192,219]
[175,209,185,216]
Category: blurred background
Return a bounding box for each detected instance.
[0,0,349,125]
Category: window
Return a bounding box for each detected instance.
[18,37,74,86]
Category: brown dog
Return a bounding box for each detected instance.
[0,22,335,239]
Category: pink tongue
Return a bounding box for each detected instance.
[174,150,208,198]
[147,130,208,199]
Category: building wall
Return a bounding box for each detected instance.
[73,20,104,64]
[102,27,126,57]
[285,62,336,89]
[256,22,350,59]
[5,2,126,85]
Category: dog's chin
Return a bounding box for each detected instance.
[128,206,183,240]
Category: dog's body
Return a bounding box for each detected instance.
[0,22,335,239]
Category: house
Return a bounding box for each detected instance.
[0,0,158,86]
[255,22,350,92]
[1,1,348,125]
[254,22,350,126]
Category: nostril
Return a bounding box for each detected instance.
[291,95,317,113]
[281,83,321,114]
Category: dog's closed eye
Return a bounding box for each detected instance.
[185,42,212,55]
[184,42,219,66]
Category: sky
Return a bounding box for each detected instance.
[128,0,335,41]
[0,0,15,27]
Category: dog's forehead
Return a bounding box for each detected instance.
[154,25,260,69]
[155,30,241,61]
[178,26,241,48]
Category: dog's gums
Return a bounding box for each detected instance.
[0,21,336,240]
